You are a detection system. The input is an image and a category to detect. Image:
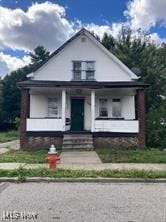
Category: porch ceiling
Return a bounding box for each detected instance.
[29,86,137,96]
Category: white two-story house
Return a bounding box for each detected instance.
[18,28,148,150]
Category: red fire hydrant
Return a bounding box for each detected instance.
[46,145,60,169]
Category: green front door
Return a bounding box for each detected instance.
[71,98,84,131]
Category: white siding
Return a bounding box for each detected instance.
[30,94,62,118]
[95,95,135,120]
[30,95,47,118]
[33,35,132,82]
[122,96,135,119]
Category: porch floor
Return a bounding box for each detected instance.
[64,130,91,134]
[60,151,102,165]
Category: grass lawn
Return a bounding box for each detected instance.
[96,147,166,163]
[0,130,19,143]
[0,150,48,163]
[0,168,166,180]
[0,148,166,164]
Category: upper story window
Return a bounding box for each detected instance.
[73,61,95,80]
[48,98,59,117]
[73,61,82,80]
[112,98,121,118]
[99,98,108,117]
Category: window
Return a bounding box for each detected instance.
[112,99,121,118]
[48,98,58,117]
[99,99,108,117]
[73,61,95,80]
[86,61,95,80]
[73,61,82,80]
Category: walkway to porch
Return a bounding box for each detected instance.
[60,151,102,165]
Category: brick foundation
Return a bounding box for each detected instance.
[23,135,138,150]
[22,134,138,150]
[22,136,63,151]
[93,136,138,148]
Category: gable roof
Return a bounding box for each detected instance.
[31,28,138,80]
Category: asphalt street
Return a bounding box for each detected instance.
[0,182,166,222]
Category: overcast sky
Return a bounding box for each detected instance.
[0,0,166,76]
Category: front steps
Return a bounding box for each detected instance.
[62,134,94,151]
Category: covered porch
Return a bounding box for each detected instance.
[26,87,140,133]
[19,81,146,148]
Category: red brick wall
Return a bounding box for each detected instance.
[20,88,30,149]
[137,89,145,147]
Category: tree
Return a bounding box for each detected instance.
[29,46,50,69]
[146,103,166,148]
[1,46,50,124]
[102,32,116,52]
[101,27,166,147]
[2,67,30,122]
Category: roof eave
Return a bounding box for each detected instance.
[17,80,149,89]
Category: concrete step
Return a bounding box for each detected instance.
[62,144,93,149]
[62,148,94,151]
[63,140,93,144]
[62,134,94,151]
[63,136,92,140]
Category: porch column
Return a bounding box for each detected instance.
[20,88,30,149]
[91,90,95,132]
[62,89,66,131]
[137,88,145,147]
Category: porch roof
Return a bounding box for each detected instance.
[18,80,148,89]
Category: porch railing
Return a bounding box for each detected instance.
[27,118,63,131]
[94,120,139,133]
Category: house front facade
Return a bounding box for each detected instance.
[18,28,148,150]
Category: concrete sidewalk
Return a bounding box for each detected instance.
[0,140,20,154]
[0,162,166,171]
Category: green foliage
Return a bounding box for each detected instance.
[17,166,26,182]
[14,117,20,130]
[2,67,29,122]
[102,32,116,51]
[101,27,166,147]
[146,104,166,148]
[29,45,50,69]
[0,168,166,179]
[0,150,48,163]
[0,130,19,143]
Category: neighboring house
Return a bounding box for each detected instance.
[18,28,148,150]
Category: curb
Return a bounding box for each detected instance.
[0,177,166,183]
[0,177,18,182]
